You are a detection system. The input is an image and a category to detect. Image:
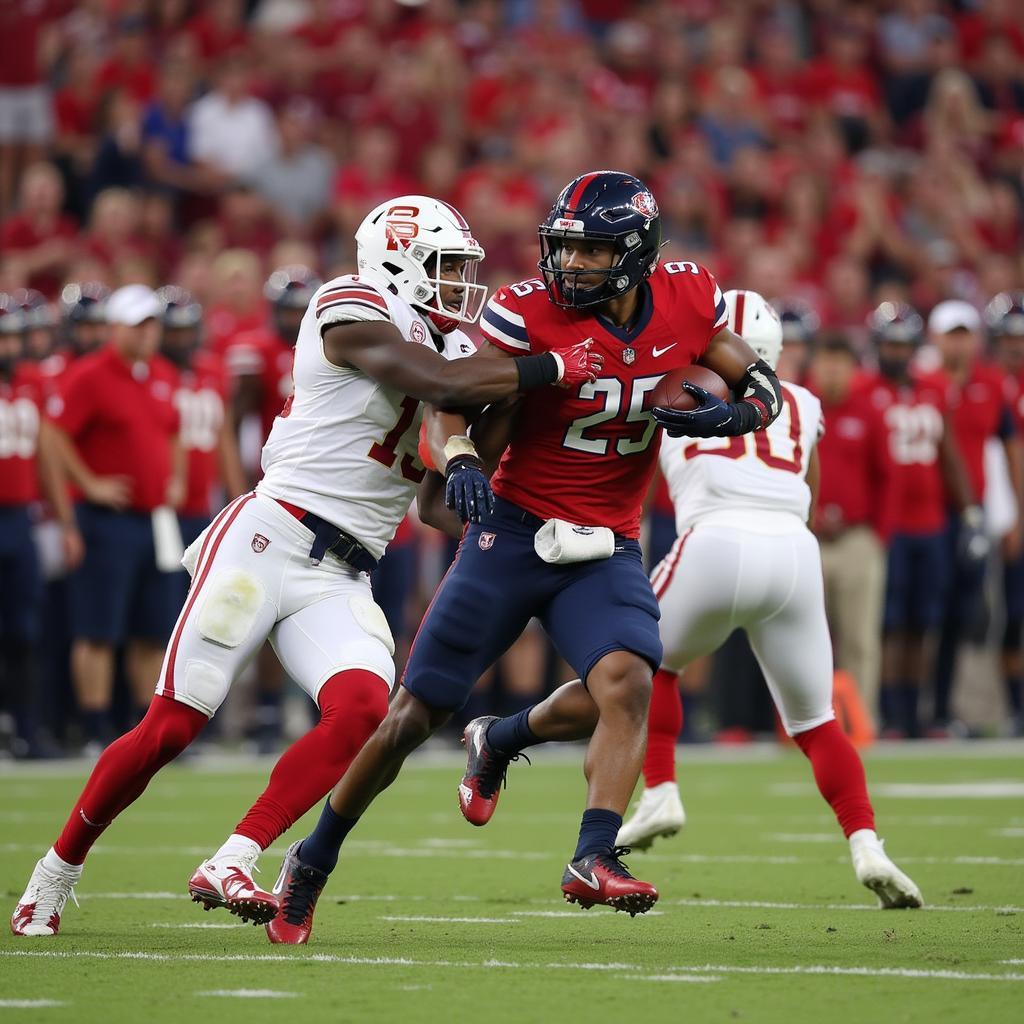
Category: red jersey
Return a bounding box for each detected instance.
[481,262,727,537]
[54,345,180,513]
[220,327,294,441]
[947,363,1013,502]
[864,372,949,535]
[814,381,896,540]
[0,365,44,505]
[176,351,229,518]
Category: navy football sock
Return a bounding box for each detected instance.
[296,800,359,875]
[573,808,623,860]
[486,707,541,755]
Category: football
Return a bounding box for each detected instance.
[649,363,731,411]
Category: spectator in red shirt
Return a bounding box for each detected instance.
[184,0,250,71]
[0,162,78,298]
[928,300,1021,733]
[0,0,57,215]
[51,284,186,747]
[94,15,157,105]
[0,293,81,755]
[864,302,976,738]
[809,331,896,728]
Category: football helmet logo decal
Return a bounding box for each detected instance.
[630,191,659,219]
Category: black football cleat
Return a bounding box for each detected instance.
[265,842,329,945]
[458,716,529,826]
[561,847,659,917]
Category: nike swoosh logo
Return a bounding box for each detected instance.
[459,783,473,804]
[652,343,677,358]
[566,864,600,890]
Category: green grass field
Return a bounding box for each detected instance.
[1,743,1022,1023]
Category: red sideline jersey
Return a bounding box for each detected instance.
[176,350,230,518]
[0,364,44,505]
[863,371,949,535]
[815,378,897,540]
[480,261,727,537]
[221,326,295,442]
[947,363,1014,502]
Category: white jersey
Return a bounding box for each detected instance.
[659,381,823,534]
[257,271,476,560]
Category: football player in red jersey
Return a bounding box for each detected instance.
[269,171,784,941]
[864,303,978,738]
[986,292,1024,736]
[0,295,82,757]
[928,300,1022,736]
[157,287,247,575]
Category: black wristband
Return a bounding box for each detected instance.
[514,352,559,391]
[729,400,764,435]
[445,453,484,478]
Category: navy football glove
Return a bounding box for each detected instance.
[444,455,494,524]
[653,382,766,438]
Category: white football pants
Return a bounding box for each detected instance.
[651,522,834,735]
[154,492,395,717]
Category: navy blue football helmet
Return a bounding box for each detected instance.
[538,170,662,309]
[771,298,820,345]
[984,291,1024,339]
[158,286,203,366]
[265,265,322,340]
[869,301,924,346]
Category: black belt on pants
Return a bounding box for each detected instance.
[277,499,378,573]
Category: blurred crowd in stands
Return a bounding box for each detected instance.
[2,0,1024,758]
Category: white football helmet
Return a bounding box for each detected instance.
[354,196,486,333]
[724,288,783,368]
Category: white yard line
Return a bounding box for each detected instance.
[150,922,243,929]
[618,974,721,983]
[196,990,297,999]
[0,1000,69,1009]
[1,950,1021,984]
[380,915,518,924]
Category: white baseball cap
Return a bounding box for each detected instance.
[105,284,163,326]
[928,299,981,335]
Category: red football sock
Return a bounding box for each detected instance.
[643,668,683,788]
[233,670,389,849]
[793,719,875,837]
[54,696,207,865]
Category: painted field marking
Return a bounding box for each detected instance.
[669,898,1024,914]
[380,916,519,924]
[765,833,841,843]
[511,910,665,918]
[0,1000,68,1008]
[196,990,297,999]
[1,950,1022,984]
[617,974,721,984]
[151,922,242,929]
[770,781,1024,799]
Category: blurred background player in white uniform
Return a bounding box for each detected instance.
[618,289,922,910]
[12,196,599,937]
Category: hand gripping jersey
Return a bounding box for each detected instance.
[257,272,474,560]
[480,261,727,537]
[660,381,823,533]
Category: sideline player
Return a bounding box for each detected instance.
[608,289,921,908]
[11,196,599,937]
[264,171,784,943]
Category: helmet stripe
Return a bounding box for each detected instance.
[734,290,746,336]
[565,171,601,213]
[438,199,470,231]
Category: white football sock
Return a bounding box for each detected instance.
[212,834,262,863]
[43,847,82,879]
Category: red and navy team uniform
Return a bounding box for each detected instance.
[221,326,295,442]
[401,262,728,710]
[1002,369,1024,643]
[175,349,231,549]
[865,372,951,632]
[0,365,46,648]
[55,345,182,645]
[934,363,1015,721]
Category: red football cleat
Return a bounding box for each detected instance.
[458,716,528,826]
[561,848,659,916]
[265,842,329,945]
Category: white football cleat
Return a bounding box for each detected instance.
[11,859,80,936]
[615,782,686,850]
[849,829,924,909]
[188,851,277,925]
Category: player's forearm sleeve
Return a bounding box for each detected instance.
[737,359,783,430]
[514,352,559,391]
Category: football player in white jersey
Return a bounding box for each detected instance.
[614,289,922,908]
[12,196,603,937]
